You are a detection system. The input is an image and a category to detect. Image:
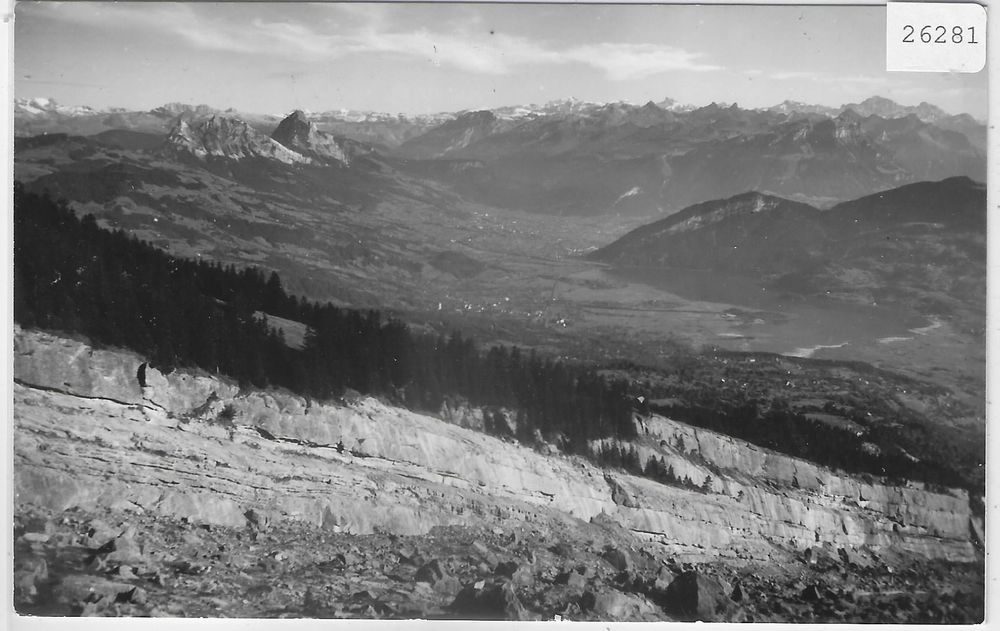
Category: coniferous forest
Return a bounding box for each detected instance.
[13,185,636,453]
[13,185,977,493]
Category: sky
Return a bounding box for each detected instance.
[13,2,989,118]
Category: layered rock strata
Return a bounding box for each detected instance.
[13,326,976,563]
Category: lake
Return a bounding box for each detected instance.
[609,267,930,358]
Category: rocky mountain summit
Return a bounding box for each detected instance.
[271,110,352,165]
[166,116,312,165]
[14,96,109,118]
[150,102,221,120]
[163,111,375,167]
[842,96,949,123]
[12,326,983,620]
[14,94,986,214]
[768,95,979,126]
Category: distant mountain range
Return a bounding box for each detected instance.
[392,99,983,215]
[11,94,989,318]
[13,97,447,147]
[767,95,958,122]
[15,94,982,133]
[13,93,987,217]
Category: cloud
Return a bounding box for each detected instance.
[348,29,546,74]
[834,75,897,87]
[28,2,719,79]
[767,71,817,81]
[565,43,721,79]
[761,70,892,87]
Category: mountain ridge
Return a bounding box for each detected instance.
[591,176,985,265]
[589,177,986,334]
[15,93,984,137]
[165,115,312,165]
[270,110,352,165]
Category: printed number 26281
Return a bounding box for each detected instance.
[902,25,978,44]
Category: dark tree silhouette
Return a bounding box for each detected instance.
[13,185,636,462]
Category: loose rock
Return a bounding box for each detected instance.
[664,570,742,622]
[450,580,533,620]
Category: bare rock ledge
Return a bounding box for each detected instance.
[13,325,976,564]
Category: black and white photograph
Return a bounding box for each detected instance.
[7,1,990,624]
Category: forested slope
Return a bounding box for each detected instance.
[13,184,635,452]
[13,185,980,493]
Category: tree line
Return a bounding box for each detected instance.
[13,185,636,453]
[642,394,972,492]
[13,185,975,493]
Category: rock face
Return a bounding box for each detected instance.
[13,326,976,566]
[166,116,311,165]
[271,110,350,165]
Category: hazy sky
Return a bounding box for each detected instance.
[14,2,988,118]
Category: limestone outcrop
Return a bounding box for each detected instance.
[13,326,976,563]
[165,116,312,165]
[271,110,350,165]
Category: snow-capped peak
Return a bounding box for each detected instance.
[15,97,101,117]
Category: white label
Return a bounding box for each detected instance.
[887,2,987,73]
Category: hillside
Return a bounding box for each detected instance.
[591,191,825,273]
[12,115,549,312]
[14,184,984,493]
[590,177,986,334]
[11,94,987,622]
[12,326,984,621]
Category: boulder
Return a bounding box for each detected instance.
[471,540,499,566]
[450,581,533,620]
[345,590,395,617]
[321,552,348,571]
[731,580,744,603]
[415,559,447,584]
[664,571,743,622]
[13,556,49,606]
[838,547,874,569]
[653,566,676,594]
[21,532,51,544]
[83,519,117,547]
[801,584,822,602]
[602,547,633,573]
[555,570,588,591]
[591,590,658,620]
[106,527,144,564]
[606,475,639,508]
[590,511,636,543]
[804,544,841,569]
[54,575,147,613]
[396,546,419,565]
[302,586,333,616]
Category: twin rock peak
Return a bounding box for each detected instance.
[167,109,351,166]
